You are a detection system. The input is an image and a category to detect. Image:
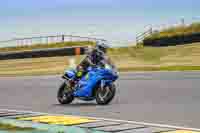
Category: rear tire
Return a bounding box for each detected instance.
[57,82,74,104]
[95,84,116,105]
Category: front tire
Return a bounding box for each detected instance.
[57,82,74,104]
[95,84,116,105]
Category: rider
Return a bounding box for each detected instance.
[73,41,110,82]
[72,41,114,97]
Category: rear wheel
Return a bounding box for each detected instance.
[95,84,116,105]
[57,82,74,104]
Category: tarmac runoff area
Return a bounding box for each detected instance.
[1,72,200,132]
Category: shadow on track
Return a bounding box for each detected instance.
[52,102,99,107]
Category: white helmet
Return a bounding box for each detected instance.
[95,40,109,53]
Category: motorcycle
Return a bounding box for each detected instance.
[57,63,118,105]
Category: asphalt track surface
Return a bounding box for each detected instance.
[0,72,200,129]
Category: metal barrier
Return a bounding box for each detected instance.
[136,18,200,45]
[0,35,106,48]
[136,28,153,45]
[0,35,108,60]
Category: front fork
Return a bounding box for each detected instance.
[100,80,105,90]
[100,80,113,91]
[99,80,113,101]
[63,79,75,93]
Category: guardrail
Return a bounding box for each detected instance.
[136,28,153,45]
[0,35,106,48]
[0,35,107,60]
[136,18,200,45]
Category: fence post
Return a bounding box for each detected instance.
[70,35,72,42]
[62,35,65,43]
[40,36,42,44]
[150,27,153,34]
[16,40,19,46]
[136,36,138,45]
[87,38,90,44]
[46,37,48,44]
[30,39,32,45]
[50,36,53,44]
[21,40,23,46]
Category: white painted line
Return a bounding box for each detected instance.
[0,108,200,132]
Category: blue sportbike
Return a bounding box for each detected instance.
[57,63,118,105]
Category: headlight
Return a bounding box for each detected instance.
[105,64,111,70]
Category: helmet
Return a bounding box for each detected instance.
[95,40,109,54]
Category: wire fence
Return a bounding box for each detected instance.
[136,28,153,44]
[0,35,106,48]
[1,17,200,48]
[151,17,200,32]
[136,17,200,45]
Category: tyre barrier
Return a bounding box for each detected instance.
[0,46,87,60]
[143,32,200,46]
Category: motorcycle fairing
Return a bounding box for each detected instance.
[73,67,117,98]
[64,69,76,79]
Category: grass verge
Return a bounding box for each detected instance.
[1,42,200,76]
[119,66,200,72]
[0,123,35,131]
[1,66,200,77]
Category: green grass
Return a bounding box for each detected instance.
[0,123,67,133]
[1,42,200,76]
[0,41,95,52]
[0,56,83,76]
[145,22,200,40]
[119,66,200,72]
[109,42,200,63]
[0,123,35,131]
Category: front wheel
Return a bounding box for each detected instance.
[57,82,74,104]
[95,84,116,105]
